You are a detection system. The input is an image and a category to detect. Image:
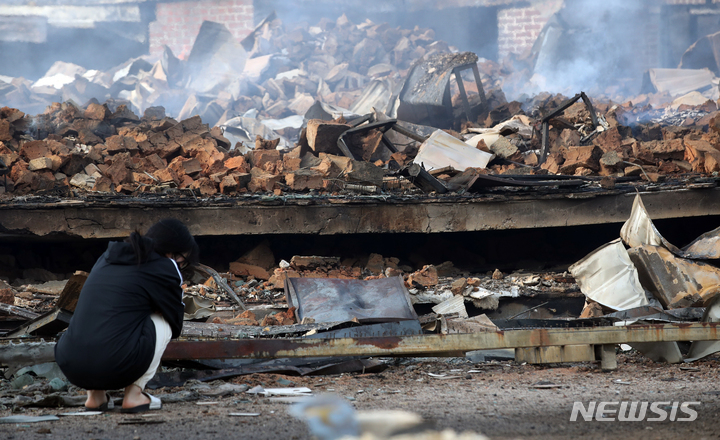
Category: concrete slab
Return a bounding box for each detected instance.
[1,186,719,238]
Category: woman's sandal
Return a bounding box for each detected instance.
[85,393,114,412]
[120,392,162,413]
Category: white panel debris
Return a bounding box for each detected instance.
[569,239,649,311]
[413,129,495,172]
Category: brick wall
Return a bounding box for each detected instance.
[149,0,254,58]
[497,0,562,60]
[497,6,543,59]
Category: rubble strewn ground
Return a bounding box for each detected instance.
[1,353,720,440]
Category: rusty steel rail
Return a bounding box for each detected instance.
[162,322,720,360]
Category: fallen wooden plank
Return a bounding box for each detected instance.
[55,271,88,313]
[7,309,72,337]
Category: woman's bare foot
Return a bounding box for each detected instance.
[85,390,107,409]
[122,384,150,409]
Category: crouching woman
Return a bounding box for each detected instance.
[55,218,198,413]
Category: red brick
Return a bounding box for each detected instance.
[20,140,50,161]
[651,139,685,161]
[229,262,270,280]
[219,174,238,194]
[30,171,53,191]
[169,156,202,178]
[144,154,167,172]
[365,253,384,275]
[85,103,111,120]
[177,174,193,189]
[189,176,217,196]
[10,160,28,183]
[28,157,53,171]
[153,167,180,185]
[559,145,603,174]
[104,160,134,186]
[0,151,18,168]
[232,172,251,189]
[407,265,438,288]
[105,135,139,155]
[247,172,282,192]
[0,288,15,304]
[0,120,11,142]
[156,140,182,160]
[209,170,228,184]
[224,155,250,172]
[283,156,302,172]
[285,169,324,191]
[251,149,281,169]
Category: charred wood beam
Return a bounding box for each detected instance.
[453,67,473,122]
[451,62,487,123]
[471,64,487,107]
[580,92,599,127]
[399,163,448,194]
[7,309,72,337]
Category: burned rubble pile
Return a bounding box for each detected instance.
[1,88,720,198]
[5,190,720,365]
[2,170,720,422]
[2,193,720,377]
[1,15,719,198]
[0,236,578,334]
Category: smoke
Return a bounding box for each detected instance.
[2,0,690,118]
[528,0,649,99]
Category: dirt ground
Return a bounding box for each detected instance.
[1,351,719,440]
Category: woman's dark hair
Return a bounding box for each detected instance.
[126,219,199,266]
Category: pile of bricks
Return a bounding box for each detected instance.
[474,94,720,180]
[225,239,457,295]
[3,87,720,197]
[0,100,400,196]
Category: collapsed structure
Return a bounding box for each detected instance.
[3,9,720,420]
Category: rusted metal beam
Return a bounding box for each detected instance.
[162,323,720,360]
[538,92,598,165]
[1,324,719,372]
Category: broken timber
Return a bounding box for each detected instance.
[2,187,720,238]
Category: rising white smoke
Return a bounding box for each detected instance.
[529,0,649,98]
